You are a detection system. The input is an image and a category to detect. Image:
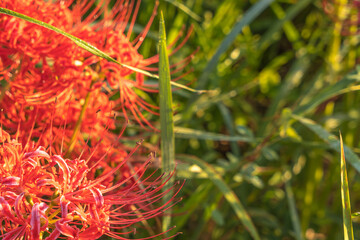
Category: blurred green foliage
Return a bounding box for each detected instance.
[121,0,360,239]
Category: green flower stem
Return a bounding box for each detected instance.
[25,193,34,207]
[66,83,93,156]
[45,190,60,216]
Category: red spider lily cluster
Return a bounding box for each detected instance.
[0,129,181,239]
[322,0,360,35]
[0,0,188,239]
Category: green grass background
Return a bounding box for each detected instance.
[137,0,360,239]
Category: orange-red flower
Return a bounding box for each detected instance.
[0,1,188,238]
[0,128,181,239]
[0,0,193,131]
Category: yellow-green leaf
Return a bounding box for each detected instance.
[340,134,354,240]
[158,12,175,234]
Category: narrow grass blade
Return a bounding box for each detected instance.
[174,126,255,142]
[164,0,201,22]
[285,180,303,240]
[294,68,360,115]
[196,0,274,90]
[176,163,226,179]
[340,134,354,240]
[170,81,207,93]
[178,155,261,240]
[217,102,241,156]
[158,12,175,234]
[293,115,360,173]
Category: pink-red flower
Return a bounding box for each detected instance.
[0,0,193,132]
[0,128,181,239]
[0,1,189,238]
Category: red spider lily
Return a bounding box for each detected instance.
[322,0,360,35]
[0,0,117,154]
[0,86,117,158]
[0,127,182,239]
[0,1,187,238]
[0,0,194,130]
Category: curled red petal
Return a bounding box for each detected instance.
[36,178,61,190]
[78,226,103,239]
[1,176,20,186]
[14,192,25,223]
[60,195,70,218]
[30,202,49,240]
[51,155,70,191]
[23,146,50,159]
[90,187,104,209]
[38,203,49,231]
[30,203,41,240]
[0,196,22,225]
[55,218,79,238]
[22,157,38,168]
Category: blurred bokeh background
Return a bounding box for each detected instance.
[110,0,360,239]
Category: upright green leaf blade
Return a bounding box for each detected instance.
[159,12,175,233]
[340,134,354,240]
[285,180,303,240]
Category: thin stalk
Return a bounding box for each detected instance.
[66,84,93,156]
